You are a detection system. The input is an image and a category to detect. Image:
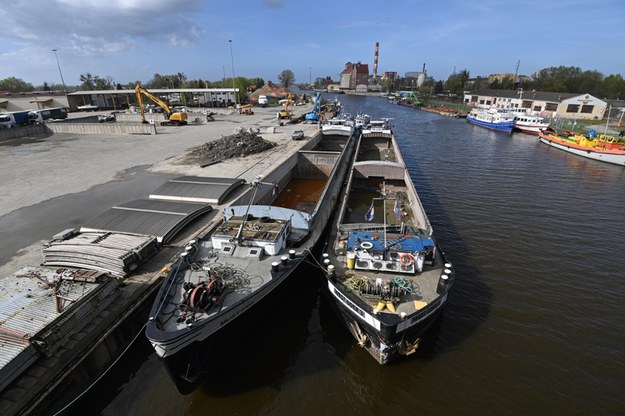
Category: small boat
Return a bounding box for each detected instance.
[361,118,392,137]
[319,118,455,364]
[354,113,370,129]
[146,130,357,392]
[321,115,355,136]
[538,129,625,166]
[466,107,515,133]
[502,109,550,135]
[513,113,549,134]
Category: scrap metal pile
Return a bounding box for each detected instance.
[187,131,276,166]
[42,231,160,279]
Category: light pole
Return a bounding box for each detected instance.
[228,40,237,106]
[52,48,67,93]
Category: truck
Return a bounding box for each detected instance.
[28,107,68,124]
[258,95,268,107]
[134,85,188,126]
[0,111,31,128]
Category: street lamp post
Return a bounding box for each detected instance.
[51,49,67,94]
[228,40,237,106]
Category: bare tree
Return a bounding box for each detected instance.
[278,69,295,89]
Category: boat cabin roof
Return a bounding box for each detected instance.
[347,230,434,253]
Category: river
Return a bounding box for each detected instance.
[66,94,625,416]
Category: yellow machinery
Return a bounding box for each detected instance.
[239,104,254,115]
[134,84,188,126]
[277,94,293,120]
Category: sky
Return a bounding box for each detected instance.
[1,0,624,88]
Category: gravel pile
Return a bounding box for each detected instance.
[186,131,276,166]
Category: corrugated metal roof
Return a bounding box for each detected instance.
[465,89,579,102]
[80,199,213,244]
[150,176,245,204]
[0,267,105,379]
[42,232,160,277]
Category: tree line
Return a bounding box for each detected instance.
[1,66,623,99]
[439,66,625,99]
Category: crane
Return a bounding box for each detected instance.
[305,92,322,123]
[134,84,188,126]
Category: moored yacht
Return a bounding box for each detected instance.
[466,107,515,133]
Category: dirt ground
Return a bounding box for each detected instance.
[0,104,316,277]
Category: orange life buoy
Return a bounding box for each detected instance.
[399,253,414,267]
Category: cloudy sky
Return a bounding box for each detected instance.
[1,0,624,88]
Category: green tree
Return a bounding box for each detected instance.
[600,74,625,99]
[0,76,34,92]
[433,80,444,95]
[575,70,603,96]
[79,73,113,90]
[445,69,469,95]
[278,69,295,89]
[79,73,97,90]
[95,76,114,90]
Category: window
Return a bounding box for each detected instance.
[545,103,557,111]
[533,105,541,112]
[581,105,594,113]
[566,104,580,113]
[522,100,532,108]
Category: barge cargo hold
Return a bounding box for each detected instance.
[145,129,358,393]
[319,119,455,364]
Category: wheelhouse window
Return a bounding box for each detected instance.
[566,104,580,113]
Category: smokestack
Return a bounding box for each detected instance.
[373,42,379,79]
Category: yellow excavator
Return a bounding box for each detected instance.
[135,84,188,126]
[277,93,293,120]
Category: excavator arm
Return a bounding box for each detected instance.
[134,84,188,126]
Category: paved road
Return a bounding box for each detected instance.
[0,104,316,277]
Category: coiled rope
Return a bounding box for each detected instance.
[391,276,413,293]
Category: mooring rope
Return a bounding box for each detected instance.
[53,322,148,416]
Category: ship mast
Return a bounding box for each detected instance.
[233,176,275,245]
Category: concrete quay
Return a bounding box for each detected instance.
[0,104,318,415]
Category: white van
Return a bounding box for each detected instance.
[258,95,268,107]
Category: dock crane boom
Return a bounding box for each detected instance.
[134,84,188,126]
[305,92,321,123]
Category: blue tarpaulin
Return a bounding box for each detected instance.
[347,230,433,252]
